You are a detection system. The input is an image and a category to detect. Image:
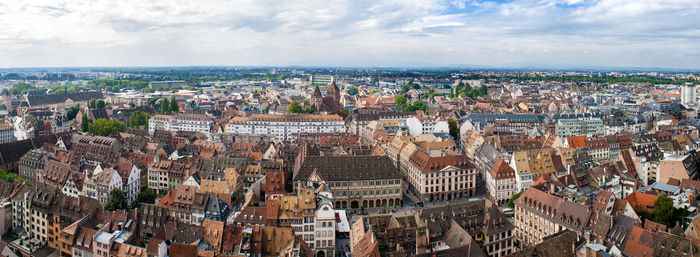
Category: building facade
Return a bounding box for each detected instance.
[555,118,604,137]
[514,188,592,247]
[406,151,477,202]
[149,113,214,137]
[226,114,345,141]
[294,156,403,210]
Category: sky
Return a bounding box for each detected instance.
[0,0,699,69]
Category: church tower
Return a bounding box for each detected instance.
[311,86,323,110]
[326,81,340,103]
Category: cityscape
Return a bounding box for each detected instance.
[1,1,700,257]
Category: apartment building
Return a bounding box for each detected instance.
[275,188,317,248]
[315,193,336,257]
[514,188,592,247]
[0,118,15,143]
[226,114,345,141]
[148,159,171,194]
[116,161,142,205]
[84,168,123,205]
[406,151,477,202]
[420,199,515,257]
[405,111,449,136]
[511,149,556,192]
[18,148,48,183]
[555,117,604,137]
[346,110,414,135]
[486,159,516,206]
[149,113,214,137]
[70,134,121,167]
[461,113,543,135]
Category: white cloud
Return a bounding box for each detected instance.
[0,0,698,69]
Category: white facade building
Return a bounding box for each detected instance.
[555,117,604,137]
[226,114,345,141]
[121,164,142,205]
[149,113,214,137]
[314,193,336,257]
[405,113,449,137]
[0,119,15,143]
[681,83,697,107]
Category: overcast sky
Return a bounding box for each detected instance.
[0,0,698,69]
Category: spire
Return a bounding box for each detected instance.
[312,86,322,98]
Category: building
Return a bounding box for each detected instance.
[149,113,214,138]
[70,134,121,167]
[514,188,592,247]
[406,151,477,202]
[310,82,343,114]
[461,113,542,135]
[116,161,142,205]
[309,75,334,85]
[148,81,187,89]
[17,148,48,183]
[419,199,514,257]
[405,112,449,136]
[0,119,15,143]
[84,168,123,205]
[226,114,345,141]
[294,156,403,210]
[314,194,336,257]
[555,117,604,137]
[511,149,556,192]
[682,83,697,107]
[657,154,698,183]
[24,91,102,108]
[346,110,414,135]
[350,213,428,256]
[487,159,516,206]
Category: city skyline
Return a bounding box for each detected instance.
[1,0,699,69]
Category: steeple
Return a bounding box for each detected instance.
[327,81,340,102]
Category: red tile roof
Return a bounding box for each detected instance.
[624,192,658,213]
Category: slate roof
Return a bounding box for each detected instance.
[509,230,580,257]
[461,113,542,126]
[294,156,401,181]
[0,131,73,167]
[26,91,102,106]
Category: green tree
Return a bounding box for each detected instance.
[95,99,106,109]
[0,169,32,186]
[401,84,411,93]
[88,118,126,136]
[137,184,157,204]
[393,95,407,107]
[128,111,150,129]
[288,101,303,113]
[89,99,96,108]
[654,194,675,226]
[105,188,128,210]
[66,104,80,120]
[170,96,178,113]
[345,86,359,95]
[448,119,460,140]
[8,83,34,96]
[140,87,155,93]
[81,114,90,132]
[160,97,170,113]
[404,101,427,112]
[507,191,523,208]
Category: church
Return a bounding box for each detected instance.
[310,81,343,114]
